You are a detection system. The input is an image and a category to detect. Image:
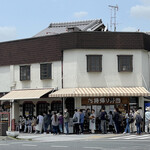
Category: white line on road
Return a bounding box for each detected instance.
[0,144,9,146]
[22,144,37,147]
[84,147,103,149]
[51,145,69,148]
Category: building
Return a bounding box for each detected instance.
[34,19,106,37]
[0,31,150,131]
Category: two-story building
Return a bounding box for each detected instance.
[0,30,150,130]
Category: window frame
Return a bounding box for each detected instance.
[117,55,133,72]
[40,63,52,80]
[87,55,102,72]
[20,65,30,81]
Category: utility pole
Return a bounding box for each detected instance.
[109,5,119,32]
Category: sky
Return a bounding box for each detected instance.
[0,0,150,42]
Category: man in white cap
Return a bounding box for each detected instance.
[145,107,150,133]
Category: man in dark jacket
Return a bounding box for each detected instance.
[100,108,107,134]
[113,108,120,134]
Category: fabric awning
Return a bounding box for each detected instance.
[0,89,53,100]
[49,87,150,97]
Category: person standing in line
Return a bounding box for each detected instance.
[85,108,91,132]
[47,110,52,134]
[73,109,80,134]
[35,113,43,134]
[43,112,48,134]
[136,110,142,135]
[51,112,59,135]
[98,109,102,133]
[58,112,63,133]
[31,116,37,133]
[100,107,107,134]
[138,107,144,132]
[80,110,85,134]
[64,109,70,134]
[145,107,150,133]
[108,111,114,133]
[23,116,28,133]
[89,109,96,134]
[113,108,120,134]
[123,111,130,134]
[129,109,135,133]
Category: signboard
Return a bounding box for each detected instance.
[82,97,129,105]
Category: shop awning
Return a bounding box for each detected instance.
[49,87,150,97]
[0,89,53,100]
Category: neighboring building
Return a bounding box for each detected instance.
[34,19,106,37]
[0,31,150,131]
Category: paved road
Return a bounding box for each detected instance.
[0,134,150,150]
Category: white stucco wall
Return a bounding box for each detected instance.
[0,66,10,92]
[63,49,146,88]
[12,61,61,90]
[141,50,150,90]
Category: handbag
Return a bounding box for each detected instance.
[73,117,78,122]
[91,118,95,123]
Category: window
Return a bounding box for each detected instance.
[40,63,52,79]
[36,103,48,116]
[118,55,133,72]
[20,65,30,81]
[23,103,34,117]
[51,101,62,113]
[87,55,102,72]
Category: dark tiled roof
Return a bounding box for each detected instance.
[0,31,149,66]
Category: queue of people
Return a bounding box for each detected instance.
[16,106,149,135]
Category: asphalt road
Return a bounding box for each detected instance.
[0,135,150,150]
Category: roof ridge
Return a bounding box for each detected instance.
[49,19,101,28]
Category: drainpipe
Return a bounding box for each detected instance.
[61,51,64,89]
[61,51,64,132]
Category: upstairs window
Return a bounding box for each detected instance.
[20,65,30,81]
[40,63,52,80]
[87,55,102,72]
[118,55,133,72]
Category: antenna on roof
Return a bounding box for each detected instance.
[108,5,119,32]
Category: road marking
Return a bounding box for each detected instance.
[51,145,68,148]
[109,134,150,140]
[0,144,9,146]
[84,147,102,149]
[22,144,37,147]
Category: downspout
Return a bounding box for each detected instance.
[61,50,64,89]
[61,50,64,132]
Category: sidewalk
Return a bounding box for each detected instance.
[17,133,117,142]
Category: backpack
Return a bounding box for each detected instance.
[129,114,134,124]
[136,114,142,124]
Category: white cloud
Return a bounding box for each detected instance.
[140,0,150,5]
[131,5,150,19]
[74,11,88,19]
[0,27,17,42]
[122,27,138,32]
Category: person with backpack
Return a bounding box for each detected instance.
[123,111,130,134]
[136,110,142,135]
[100,107,107,134]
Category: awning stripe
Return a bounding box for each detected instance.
[49,87,150,97]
